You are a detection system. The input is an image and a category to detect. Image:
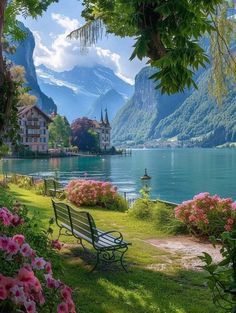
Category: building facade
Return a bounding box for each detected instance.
[18,105,52,153]
[92,109,111,151]
[95,109,111,151]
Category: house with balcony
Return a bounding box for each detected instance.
[18,105,52,153]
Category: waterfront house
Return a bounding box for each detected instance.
[18,105,52,153]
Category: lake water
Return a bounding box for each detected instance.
[1,149,236,203]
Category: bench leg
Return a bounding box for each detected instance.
[78,238,86,251]
[90,247,129,272]
[58,227,63,239]
[120,247,129,273]
[90,251,100,272]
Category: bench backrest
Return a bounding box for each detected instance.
[44,178,56,190]
[52,200,98,243]
[44,178,62,194]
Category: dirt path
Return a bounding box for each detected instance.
[145,236,222,271]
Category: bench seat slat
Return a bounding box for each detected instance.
[61,223,93,243]
[61,223,127,249]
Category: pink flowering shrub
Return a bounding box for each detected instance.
[0,203,77,313]
[67,180,128,211]
[0,206,24,227]
[175,192,236,237]
[0,234,76,313]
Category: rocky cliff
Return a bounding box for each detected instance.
[7,23,57,114]
[112,67,236,147]
[112,67,190,145]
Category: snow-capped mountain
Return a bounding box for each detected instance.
[36,64,134,122]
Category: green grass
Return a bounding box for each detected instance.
[5,185,223,313]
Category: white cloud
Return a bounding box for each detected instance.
[33,13,134,84]
[51,13,79,31]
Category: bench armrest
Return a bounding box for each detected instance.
[98,231,124,244]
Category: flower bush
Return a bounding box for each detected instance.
[0,203,77,313]
[0,234,76,313]
[175,192,236,237]
[67,179,128,211]
[10,175,34,190]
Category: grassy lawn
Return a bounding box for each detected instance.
[4,184,223,313]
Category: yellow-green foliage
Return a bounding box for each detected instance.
[210,2,236,104]
[34,180,45,195]
[10,174,34,190]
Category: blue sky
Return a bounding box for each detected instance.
[22,0,146,84]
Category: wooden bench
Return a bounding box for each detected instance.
[52,200,131,272]
[44,179,65,197]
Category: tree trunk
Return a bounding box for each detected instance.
[0,0,7,77]
[0,0,10,139]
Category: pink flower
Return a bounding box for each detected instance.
[52,239,62,250]
[45,274,61,289]
[24,300,36,313]
[38,291,45,305]
[17,267,35,285]
[193,192,210,200]
[61,286,72,301]
[0,236,9,250]
[232,202,236,210]
[225,224,233,232]
[0,286,7,300]
[32,257,46,270]
[11,215,24,226]
[189,215,197,222]
[13,234,25,246]
[6,239,20,255]
[45,261,52,274]
[3,277,16,291]
[10,285,25,304]
[57,302,69,313]
[227,218,234,225]
[67,299,76,313]
[20,243,32,257]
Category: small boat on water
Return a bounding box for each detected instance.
[141,168,151,180]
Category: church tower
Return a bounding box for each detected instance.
[104,108,110,126]
[99,109,111,151]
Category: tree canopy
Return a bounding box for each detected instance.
[49,114,71,148]
[69,0,236,95]
[71,117,100,152]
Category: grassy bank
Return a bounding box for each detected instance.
[1,184,223,313]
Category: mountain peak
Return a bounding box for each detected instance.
[36,63,134,122]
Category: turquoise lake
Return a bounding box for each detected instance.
[1,148,236,203]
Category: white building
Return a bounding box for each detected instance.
[18,105,52,153]
[92,109,111,151]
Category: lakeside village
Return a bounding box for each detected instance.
[3,104,234,158]
[3,104,123,158]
